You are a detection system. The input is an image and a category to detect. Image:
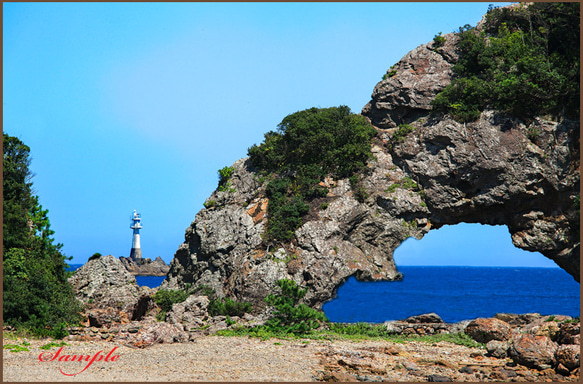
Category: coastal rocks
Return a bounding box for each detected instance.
[557,322,580,345]
[486,340,510,359]
[163,155,419,310]
[508,334,558,370]
[464,318,512,343]
[384,313,453,335]
[121,321,189,347]
[460,315,580,376]
[68,255,140,316]
[119,255,170,276]
[165,295,210,331]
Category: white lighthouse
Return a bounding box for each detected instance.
[129,210,143,259]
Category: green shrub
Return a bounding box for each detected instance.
[391,124,416,145]
[208,297,252,317]
[217,166,236,192]
[433,32,446,48]
[263,279,328,335]
[153,289,191,321]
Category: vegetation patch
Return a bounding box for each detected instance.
[248,106,377,244]
[40,341,68,350]
[431,3,579,122]
[387,177,420,193]
[432,32,446,49]
[217,166,236,193]
[3,342,30,353]
[390,124,416,147]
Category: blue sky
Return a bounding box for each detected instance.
[4,2,557,268]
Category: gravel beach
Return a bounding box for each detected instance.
[4,334,578,382]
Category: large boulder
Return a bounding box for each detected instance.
[465,318,512,343]
[362,33,459,128]
[68,255,141,318]
[555,344,580,371]
[508,334,558,370]
[166,295,210,331]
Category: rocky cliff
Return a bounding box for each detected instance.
[162,27,579,311]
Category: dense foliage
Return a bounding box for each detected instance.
[248,106,376,243]
[432,2,579,122]
[3,133,83,337]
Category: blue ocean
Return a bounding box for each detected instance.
[68,264,579,323]
[323,266,580,323]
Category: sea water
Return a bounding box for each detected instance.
[322,266,580,323]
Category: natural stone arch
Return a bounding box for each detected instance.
[384,112,580,283]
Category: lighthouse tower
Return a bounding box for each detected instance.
[129,210,143,259]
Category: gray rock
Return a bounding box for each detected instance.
[68,255,140,316]
[362,33,459,129]
[427,374,453,382]
[486,340,510,359]
[405,313,443,323]
[166,295,209,326]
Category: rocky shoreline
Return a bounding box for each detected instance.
[3,310,580,382]
[58,255,580,382]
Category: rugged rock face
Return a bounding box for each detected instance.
[68,255,150,321]
[362,33,459,129]
[163,30,579,311]
[119,255,170,276]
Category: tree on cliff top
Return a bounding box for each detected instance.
[3,133,83,337]
[247,106,376,243]
[432,2,579,122]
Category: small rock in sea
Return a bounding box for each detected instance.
[404,313,444,324]
[427,374,452,382]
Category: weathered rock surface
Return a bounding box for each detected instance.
[119,255,170,276]
[163,21,579,310]
[509,334,559,370]
[68,255,140,315]
[465,318,512,343]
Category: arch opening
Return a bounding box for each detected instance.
[322,223,580,323]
